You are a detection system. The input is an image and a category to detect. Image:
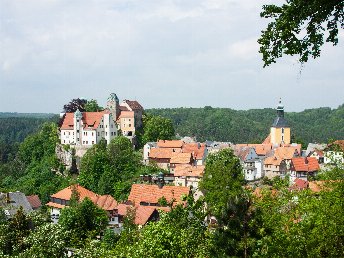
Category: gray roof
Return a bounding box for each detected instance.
[0,192,33,219]
[271,116,288,128]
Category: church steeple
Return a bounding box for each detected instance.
[270,98,290,145]
[276,98,284,118]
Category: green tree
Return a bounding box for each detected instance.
[254,180,344,257]
[22,223,69,258]
[143,115,175,144]
[84,99,104,112]
[258,0,344,66]
[58,198,108,247]
[63,98,87,113]
[199,149,258,256]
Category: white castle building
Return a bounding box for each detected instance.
[59,93,143,146]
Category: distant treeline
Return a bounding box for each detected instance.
[146,104,344,145]
[0,115,59,163]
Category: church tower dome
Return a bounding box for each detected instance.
[270,98,290,145]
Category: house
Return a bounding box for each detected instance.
[182,143,207,165]
[273,146,300,169]
[235,144,273,158]
[46,185,117,224]
[174,164,205,200]
[169,152,194,173]
[263,156,287,179]
[290,157,320,182]
[143,142,157,165]
[148,148,175,170]
[308,149,324,163]
[127,184,190,207]
[234,147,263,181]
[26,195,42,210]
[0,192,33,219]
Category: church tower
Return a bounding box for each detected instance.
[270,99,290,145]
[107,93,120,120]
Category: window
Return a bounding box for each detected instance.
[77,130,79,133]
[129,124,132,127]
[64,132,65,135]
[106,125,108,128]
[106,132,108,136]
[98,132,100,136]
[68,132,70,135]
[282,128,284,133]
[92,132,94,136]
[64,140,65,143]
[92,141,94,144]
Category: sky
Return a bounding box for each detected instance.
[0,0,343,113]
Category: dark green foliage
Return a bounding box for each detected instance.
[0,122,71,203]
[147,105,344,145]
[258,0,344,66]
[199,149,262,257]
[254,180,344,257]
[59,198,108,247]
[84,99,104,112]
[78,136,142,200]
[142,114,175,144]
[63,98,87,113]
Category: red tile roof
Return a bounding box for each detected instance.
[264,156,283,166]
[51,184,97,201]
[291,157,320,172]
[170,152,193,164]
[182,143,206,160]
[236,144,272,156]
[60,111,108,130]
[48,185,118,212]
[128,184,190,207]
[26,195,42,210]
[117,111,135,120]
[293,178,309,190]
[274,146,298,160]
[116,204,168,225]
[262,134,271,144]
[149,148,174,159]
[157,140,184,148]
[174,164,205,177]
[91,195,117,211]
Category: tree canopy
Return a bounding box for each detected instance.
[258,0,344,66]
[142,114,175,144]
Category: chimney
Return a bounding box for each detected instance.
[305,158,309,164]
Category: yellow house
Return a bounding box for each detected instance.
[270,100,290,145]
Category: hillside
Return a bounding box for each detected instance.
[146,104,344,144]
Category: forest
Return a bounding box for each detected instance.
[147,104,344,145]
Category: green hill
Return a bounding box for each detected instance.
[146,104,344,144]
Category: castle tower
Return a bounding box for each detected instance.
[107,93,120,120]
[74,109,83,145]
[270,99,290,145]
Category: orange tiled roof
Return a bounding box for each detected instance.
[182,143,206,160]
[281,144,302,155]
[274,146,298,160]
[51,184,97,201]
[60,111,108,130]
[157,140,184,148]
[174,164,205,177]
[128,184,190,207]
[116,204,169,225]
[170,152,193,164]
[293,178,309,190]
[262,134,271,144]
[26,195,42,209]
[117,111,135,120]
[91,195,117,211]
[264,156,283,166]
[149,148,174,159]
[236,144,272,156]
[291,157,320,172]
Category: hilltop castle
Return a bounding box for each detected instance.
[59,93,143,147]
